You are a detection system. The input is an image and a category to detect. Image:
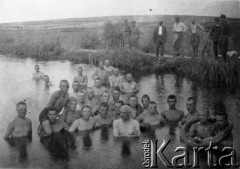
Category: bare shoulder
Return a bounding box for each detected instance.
[25,118,32,124]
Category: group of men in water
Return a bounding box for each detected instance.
[4,60,233,151]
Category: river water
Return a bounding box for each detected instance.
[0,55,239,169]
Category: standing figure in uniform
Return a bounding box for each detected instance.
[209,18,221,60]
[153,21,168,57]
[122,20,132,49]
[130,21,140,49]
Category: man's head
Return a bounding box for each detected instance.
[113,68,119,76]
[199,110,209,124]
[77,67,83,74]
[141,95,150,109]
[112,87,120,101]
[159,21,163,26]
[86,87,94,99]
[126,73,133,83]
[129,95,138,108]
[95,78,102,87]
[167,95,177,109]
[215,112,228,130]
[98,61,104,69]
[34,65,40,72]
[105,59,110,67]
[16,102,27,118]
[186,97,196,113]
[68,97,78,111]
[148,101,157,115]
[77,91,86,103]
[101,91,110,103]
[43,75,50,83]
[192,19,195,24]
[220,14,227,23]
[114,100,124,114]
[47,108,58,123]
[120,105,131,121]
[81,105,92,120]
[59,80,69,94]
[175,16,180,23]
[72,81,80,92]
[99,102,109,118]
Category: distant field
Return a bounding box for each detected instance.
[0,15,239,57]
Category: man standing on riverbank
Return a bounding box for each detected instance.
[122,20,132,49]
[209,18,221,59]
[130,21,140,49]
[172,16,188,57]
[92,61,108,86]
[153,21,167,57]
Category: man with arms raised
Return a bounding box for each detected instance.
[113,105,140,137]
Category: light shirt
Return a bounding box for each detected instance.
[113,118,140,137]
[173,22,187,32]
[190,24,204,34]
[158,26,163,35]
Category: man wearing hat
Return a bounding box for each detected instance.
[153,20,168,57]
[209,17,221,59]
[122,20,132,49]
[130,21,140,49]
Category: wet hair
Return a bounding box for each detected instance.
[167,95,177,101]
[72,81,80,85]
[81,105,92,112]
[187,97,196,105]
[16,101,27,107]
[34,64,39,68]
[60,79,69,88]
[78,66,83,70]
[68,96,78,103]
[149,101,157,105]
[99,102,109,110]
[112,87,120,93]
[43,75,49,78]
[115,100,124,106]
[129,95,138,100]
[141,94,150,101]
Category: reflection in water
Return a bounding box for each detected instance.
[121,138,131,156]
[100,126,109,142]
[82,132,92,150]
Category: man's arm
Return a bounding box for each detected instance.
[136,114,144,122]
[47,91,58,108]
[42,120,52,136]
[109,76,113,88]
[28,120,32,137]
[4,122,14,139]
[133,121,140,137]
[68,120,79,132]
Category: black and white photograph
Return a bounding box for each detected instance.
[0,0,239,168]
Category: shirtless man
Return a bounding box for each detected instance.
[160,95,184,124]
[92,61,108,86]
[181,97,199,126]
[120,73,138,104]
[73,67,88,92]
[109,68,122,89]
[188,110,216,143]
[69,81,81,100]
[32,65,44,80]
[108,87,121,112]
[104,59,114,76]
[38,108,69,137]
[141,95,150,114]
[111,100,125,120]
[94,102,113,128]
[113,105,140,137]
[43,75,52,87]
[68,105,95,132]
[85,87,100,115]
[100,91,111,104]
[92,78,107,101]
[137,101,161,126]
[59,97,80,126]
[4,102,32,138]
[39,80,69,123]
[76,91,89,115]
[129,95,143,119]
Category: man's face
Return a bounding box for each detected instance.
[48,110,57,122]
[17,104,27,118]
[34,66,39,72]
[82,108,91,120]
[60,82,69,93]
[121,110,130,121]
[77,68,83,74]
[99,106,108,118]
[129,97,137,107]
[142,97,149,109]
[69,100,77,111]
[72,82,80,92]
[78,93,86,103]
[113,70,118,76]
[167,98,176,109]
[114,103,122,114]
[175,18,180,23]
[43,76,49,83]
[87,89,94,99]
[149,104,157,115]
[216,115,226,129]
[199,111,208,124]
[112,91,120,101]
[186,100,195,113]
[99,62,104,69]
[95,80,101,87]
[101,93,110,103]
[126,74,133,82]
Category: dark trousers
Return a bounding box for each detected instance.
[213,41,218,59]
[156,39,165,57]
[219,35,229,61]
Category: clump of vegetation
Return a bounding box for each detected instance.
[80,32,101,49]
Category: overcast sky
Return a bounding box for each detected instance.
[0,0,238,23]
